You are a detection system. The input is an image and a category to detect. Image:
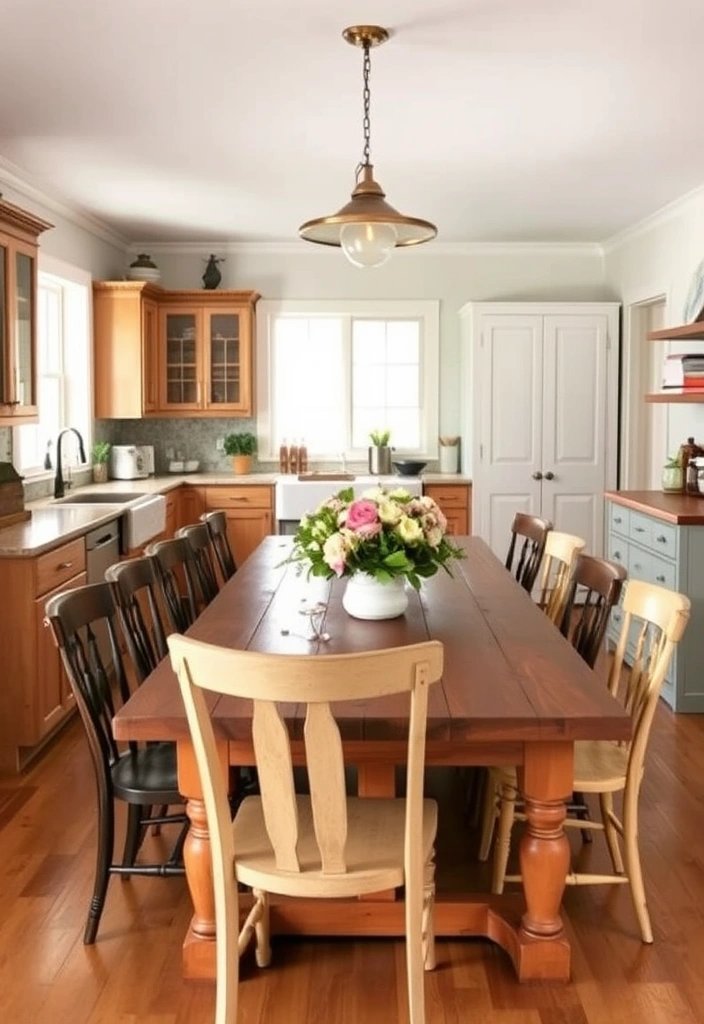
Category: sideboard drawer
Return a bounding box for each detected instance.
[650,553,678,590]
[609,504,630,537]
[627,547,651,581]
[607,535,628,569]
[629,511,654,548]
[650,520,679,562]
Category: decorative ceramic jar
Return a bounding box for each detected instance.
[126,254,161,283]
[342,573,408,620]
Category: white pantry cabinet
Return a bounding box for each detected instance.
[460,302,620,559]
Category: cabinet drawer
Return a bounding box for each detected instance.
[607,534,628,569]
[424,485,468,509]
[609,504,630,537]
[204,486,272,510]
[627,546,651,582]
[650,553,678,590]
[650,520,679,562]
[629,511,653,548]
[34,538,87,597]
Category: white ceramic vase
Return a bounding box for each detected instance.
[342,573,408,620]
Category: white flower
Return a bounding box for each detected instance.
[396,516,424,545]
[378,498,403,525]
[362,487,385,502]
[426,526,443,548]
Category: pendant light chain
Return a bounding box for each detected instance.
[362,41,372,167]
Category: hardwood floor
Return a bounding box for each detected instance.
[1,702,703,1024]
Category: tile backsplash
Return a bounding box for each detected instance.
[95,417,262,474]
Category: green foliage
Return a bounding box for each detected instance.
[369,428,391,447]
[282,485,465,588]
[223,432,257,456]
[91,441,111,464]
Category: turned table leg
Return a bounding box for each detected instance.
[177,739,229,979]
[514,741,573,981]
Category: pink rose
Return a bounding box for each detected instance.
[345,498,379,533]
[357,521,382,539]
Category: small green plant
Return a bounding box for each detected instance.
[223,432,257,456]
[91,441,111,464]
[369,428,391,447]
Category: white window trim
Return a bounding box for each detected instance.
[256,299,440,461]
[13,255,93,479]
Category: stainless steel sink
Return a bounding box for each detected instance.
[53,492,147,505]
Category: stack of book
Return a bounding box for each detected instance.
[662,353,704,389]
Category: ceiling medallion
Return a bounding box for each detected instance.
[298,25,437,268]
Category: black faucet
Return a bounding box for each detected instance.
[54,428,86,499]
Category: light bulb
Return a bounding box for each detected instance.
[340,221,397,268]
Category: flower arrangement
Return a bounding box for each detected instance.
[286,485,465,589]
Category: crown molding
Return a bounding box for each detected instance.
[601,181,704,256]
[0,156,130,251]
[132,239,605,258]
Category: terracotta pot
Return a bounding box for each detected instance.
[232,454,252,475]
[92,463,109,484]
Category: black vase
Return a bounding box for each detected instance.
[202,254,223,290]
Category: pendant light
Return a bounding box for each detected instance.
[298,25,437,268]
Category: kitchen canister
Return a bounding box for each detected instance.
[439,436,460,474]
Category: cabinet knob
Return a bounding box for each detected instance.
[544,471,555,481]
[614,516,622,524]
[656,535,667,544]
[614,550,622,560]
[634,526,645,533]
[656,574,666,583]
[532,471,543,480]
[57,561,73,569]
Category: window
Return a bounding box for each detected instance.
[256,300,439,460]
[13,258,91,478]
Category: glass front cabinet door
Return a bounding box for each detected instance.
[0,200,52,424]
[157,293,257,416]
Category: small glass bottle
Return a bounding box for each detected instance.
[298,438,308,473]
[279,438,289,474]
[289,440,299,475]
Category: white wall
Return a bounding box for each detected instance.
[153,245,609,440]
[604,188,704,462]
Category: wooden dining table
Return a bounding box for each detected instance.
[112,535,630,984]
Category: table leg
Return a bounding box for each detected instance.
[177,739,228,979]
[514,740,572,981]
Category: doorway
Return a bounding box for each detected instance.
[621,296,667,489]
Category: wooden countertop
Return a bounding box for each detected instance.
[605,490,704,524]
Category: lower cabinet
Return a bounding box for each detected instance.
[179,484,205,531]
[0,536,87,771]
[423,483,472,536]
[203,485,273,566]
[606,500,704,712]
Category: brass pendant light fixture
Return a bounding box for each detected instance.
[298,25,437,268]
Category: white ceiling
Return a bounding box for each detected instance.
[1,0,703,245]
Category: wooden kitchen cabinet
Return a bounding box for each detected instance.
[0,535,86,771]
[203,485,273,566]
[179,485,205,530]
[93,281,160,418]
[0,198,52,424]
[157,291,259,416]
[92,285,259,418]
[424,483,471,535]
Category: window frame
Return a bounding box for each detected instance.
[12,256,92,480]
[256,299,440,462]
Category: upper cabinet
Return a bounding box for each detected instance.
[93,283,259,418]
[0,198,53,425]
[645,321,704,403]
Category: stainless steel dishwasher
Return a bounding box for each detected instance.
[85,520,121,583]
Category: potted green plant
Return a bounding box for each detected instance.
[91,441,111,484]
[223,431,257,475]
[368,428,392,475]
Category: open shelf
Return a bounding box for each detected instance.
[647,322,704,341]
[645,389,704,403]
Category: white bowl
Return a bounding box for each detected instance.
[169,460,184,472]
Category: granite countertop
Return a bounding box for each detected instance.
[1,472,472,558]
[605,489,704,525]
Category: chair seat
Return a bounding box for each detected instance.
[494,737,630,801]
[232,794,438,898]
[112,742,181,804]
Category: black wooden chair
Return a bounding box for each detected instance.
[505,512,553,592]
[45,582,186,945]
[200,509,237,582]
[145,536,200,632]
[176,522,221,605]
[105,555,169,682]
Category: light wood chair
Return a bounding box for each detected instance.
[536,530,586,628]
[505,512,553,592]
[167,635,444,1024]
[489,579,690,943]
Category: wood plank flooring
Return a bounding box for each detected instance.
[1,700,703,1024]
